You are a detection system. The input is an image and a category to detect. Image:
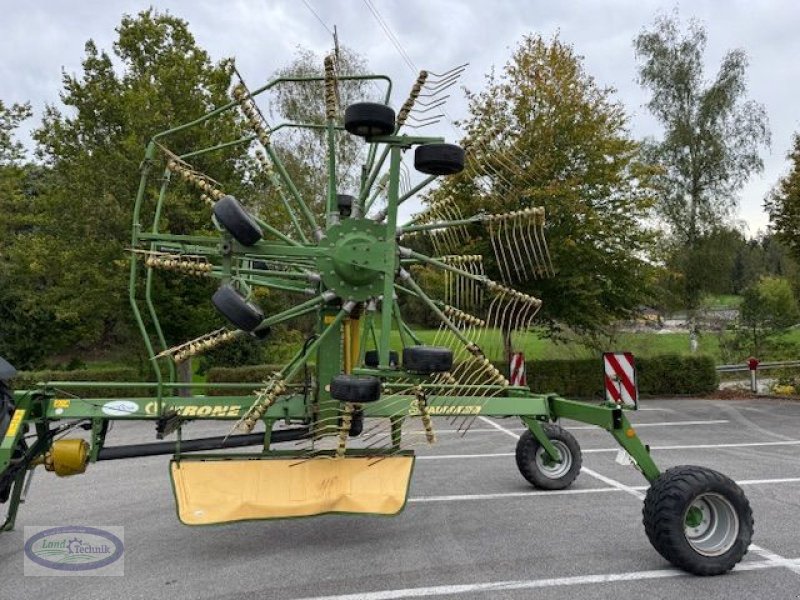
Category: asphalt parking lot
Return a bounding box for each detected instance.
[2,396,800,599]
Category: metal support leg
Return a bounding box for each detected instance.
[521,416,561,462]
[548,396,661,483]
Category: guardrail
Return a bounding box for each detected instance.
[716,359,800,392]
[716,360,800,373]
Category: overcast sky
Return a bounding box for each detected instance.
[2,0,798,235]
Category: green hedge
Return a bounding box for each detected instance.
[496,354,718,398]
[205,364,290,395]
[15,368,142,398]
[206,354,718,399]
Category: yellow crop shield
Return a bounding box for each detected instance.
[170,455,415,525]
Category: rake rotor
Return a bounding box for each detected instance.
[126,52,553,456]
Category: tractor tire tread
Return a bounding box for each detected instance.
[515,424,582,490]
[642,465,753,575]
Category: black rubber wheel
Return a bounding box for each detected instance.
[402,346,453,374]
[213,195,263,246]
[515,424,582,490]
[337,194,354,217]
[330,375,382,403]
[344,103,396,137]
[364,350,399,368]
[348,408,364,437]
[414,143,465,176]
[0,356,16,381]
[212,285,264,331]
[0,382,13,444]
[643,465,753,575]
[0,381,19,504]
[252,326,271,340]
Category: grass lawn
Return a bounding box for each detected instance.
[63,323,800,375]
[385,327,724,362]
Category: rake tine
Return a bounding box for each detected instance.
[518,210,538,279]
[508,213,527,281]
[495,217,515,283]
[414,94,451,108]
[525,208,544,276]
[410,98,449,114]
[424,62,469,81]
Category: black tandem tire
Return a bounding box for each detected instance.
[0,381,14,447]
[364,350,399,368]
[0,356,16,381]
[403,346,453,374]
[211,285,264,332]
[515,424,582,490]
[344,103,396,137]
[213,195,263,246]
[0,380,21,504]
[330,375,382,403]
[643,465,753,575]
[414,143,465,176]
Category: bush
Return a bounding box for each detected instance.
[14,368,143,397]
[503,354,718,398]
[205,354,718,399]
[637,354,718,396]
[205,364,290,395]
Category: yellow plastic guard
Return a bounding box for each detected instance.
[170,455,415,525]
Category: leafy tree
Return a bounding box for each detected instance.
[0,101,57,368]
[0,101,31,164]
[634,11,770,309]
[266,46,373,227]
[739,276,800,356]
[27,9,250,356]
[433,34,657,355]
[766,133,800,261]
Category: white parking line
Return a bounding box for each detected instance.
[409,487,619,503]
[287,558,800,600]
[406,419,730,435]
[408,477,800,503]
[750,544,800,575]
[473,416,800,579]
[581,466,644,499]
[415,438,800,460]
[569,419,729,430]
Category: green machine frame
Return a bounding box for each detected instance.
[0,59,754,578]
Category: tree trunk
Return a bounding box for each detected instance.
[177,358,192,398]
[502,328,513,366]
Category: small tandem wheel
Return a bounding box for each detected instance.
[515,422,753,575]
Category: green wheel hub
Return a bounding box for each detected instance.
[685,506,704,528]
[316,219,395,301]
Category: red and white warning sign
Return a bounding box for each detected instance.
[509,352,526,386]
[603,352,638,408]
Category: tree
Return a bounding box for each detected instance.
[434,34,657,354]
[27,9,250,356]
[634,11,770,309]
[267,46,373,226]
[739,276,800,356]
[766,133,800,261]
[0,100,56,368]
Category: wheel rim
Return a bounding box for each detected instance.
[534,440,572,479]
[683,493,740,556]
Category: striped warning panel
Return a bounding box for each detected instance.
[603,352,637,408]
[510,352,526,386]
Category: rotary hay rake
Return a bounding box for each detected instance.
[0,54,753,576]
